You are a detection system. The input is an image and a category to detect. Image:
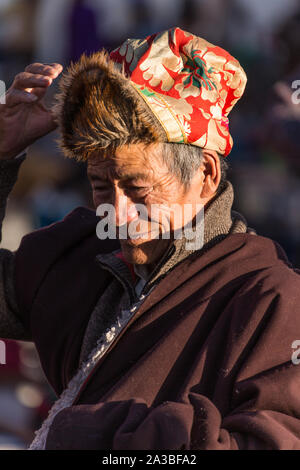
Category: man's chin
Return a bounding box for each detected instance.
[119,238,170,265]
[120,239,153,264]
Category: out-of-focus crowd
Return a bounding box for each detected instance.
[0,0,300,449]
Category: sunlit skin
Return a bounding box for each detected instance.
[87,143,221,270]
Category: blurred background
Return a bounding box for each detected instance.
[0,0,300,449]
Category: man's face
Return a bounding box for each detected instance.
[87,143,204,267]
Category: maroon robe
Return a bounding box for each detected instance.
[13,207,300,450]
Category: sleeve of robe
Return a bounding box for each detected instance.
[45,268,300,450]
[0,155,32,341]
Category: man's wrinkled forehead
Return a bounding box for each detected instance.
[86,143,161,181]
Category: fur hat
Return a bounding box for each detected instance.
[54,27,247,160]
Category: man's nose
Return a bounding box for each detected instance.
[113,188,138,227]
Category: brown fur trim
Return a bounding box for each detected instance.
[53,50,167,161]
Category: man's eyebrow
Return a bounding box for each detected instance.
[116,172,150,181]
[87,171,150,182]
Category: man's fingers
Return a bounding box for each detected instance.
[13,72,52,90]
[2,63,63,107]
[24,62,63,78]
[5,89,38,106]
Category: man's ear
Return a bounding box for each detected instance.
[199,149,221,199]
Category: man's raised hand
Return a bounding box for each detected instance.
[0,63,63,160]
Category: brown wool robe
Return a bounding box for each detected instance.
[1,156,300,450]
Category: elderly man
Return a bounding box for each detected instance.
[0,27,300,450]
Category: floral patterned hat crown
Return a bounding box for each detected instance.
[110,27,247,156]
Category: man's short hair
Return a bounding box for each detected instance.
[160,143,229,193]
